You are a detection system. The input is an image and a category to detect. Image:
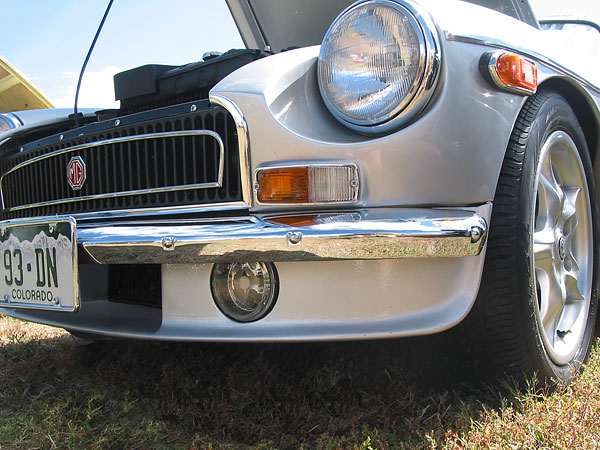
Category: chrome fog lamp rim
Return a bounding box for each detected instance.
[318,0,441,134]
[210,262,279,323]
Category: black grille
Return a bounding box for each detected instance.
[109,264,161,308]
[0,102,242,219]
[120,90,207,116]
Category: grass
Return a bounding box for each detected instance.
[1,314,600,449]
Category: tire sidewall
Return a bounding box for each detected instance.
[518,91,599,383]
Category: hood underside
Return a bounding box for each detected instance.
[225,0,539,52]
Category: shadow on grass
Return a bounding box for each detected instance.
[1,327,502,449]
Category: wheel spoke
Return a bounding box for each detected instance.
[537,171,563,231]
[533,236,554,273]
[562,187,580,234]
[556,276,584,339]
[539,268,566,343]
[565,271,583,302]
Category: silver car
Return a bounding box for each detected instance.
[0,0,599,384]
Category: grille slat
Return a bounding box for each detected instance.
[1,105,242,219]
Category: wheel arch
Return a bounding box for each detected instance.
[538,77,600,167]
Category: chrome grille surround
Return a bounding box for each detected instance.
[1,130,225,212]
[0,100,245,220]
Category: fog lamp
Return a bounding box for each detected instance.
[210,262,278,322]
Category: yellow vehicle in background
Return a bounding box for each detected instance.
[0,55,53,114]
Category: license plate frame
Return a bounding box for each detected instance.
[0,217,79,312]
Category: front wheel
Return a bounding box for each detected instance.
[470,90,599,384]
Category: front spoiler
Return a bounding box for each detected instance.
[76,207,488,265]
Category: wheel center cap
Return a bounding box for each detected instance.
[558,236,566,260]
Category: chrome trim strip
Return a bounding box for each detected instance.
[253,163,360,206]
[0,217,80,313]
[446,32,600,94]
[77,209,488,264]
[0,202,249,223]
[485,50,537,95]
[318,0,442,134]
[210,94,253,207]
[9,183,223,212]
[68,202,249,221]
[1,130,225,211]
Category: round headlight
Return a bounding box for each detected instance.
[318,0,440,133]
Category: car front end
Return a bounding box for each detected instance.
[1,0,597,350]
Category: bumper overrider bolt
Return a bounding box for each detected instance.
[286,231,302,245]
[470,226,484,243]
[161,236,176,251]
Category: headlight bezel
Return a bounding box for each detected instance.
[0,113,22,137]
[317,0,441,134]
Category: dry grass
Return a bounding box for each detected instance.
[1,314,599,449]
[442,350,600,450]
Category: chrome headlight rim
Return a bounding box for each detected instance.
[0,113,22,137]
[317,0,441,135]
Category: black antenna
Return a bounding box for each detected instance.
[73,0,114,127]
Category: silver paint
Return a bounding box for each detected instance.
[211,42,523,208]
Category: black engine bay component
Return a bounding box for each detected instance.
[114,49,269,114]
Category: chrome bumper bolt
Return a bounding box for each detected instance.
[470,226,484,243]
[161,236,176,251]
[286,231,302,246]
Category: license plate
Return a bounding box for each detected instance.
[0,218,79,312]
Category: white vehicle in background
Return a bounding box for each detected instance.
[0,0,599,384]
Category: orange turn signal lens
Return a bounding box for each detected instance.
[491,52,537,94]
[256,167,309,203]
[255,165,359,204]
[266,215,318,227]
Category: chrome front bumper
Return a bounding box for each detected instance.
[78,207,488,265]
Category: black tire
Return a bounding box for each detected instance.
[467,90,599,384]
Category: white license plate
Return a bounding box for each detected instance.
[0,218,79,312]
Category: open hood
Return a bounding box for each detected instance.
[225,0,539,52]
[225,0,353,52]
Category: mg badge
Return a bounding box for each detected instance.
[67,156,86,190]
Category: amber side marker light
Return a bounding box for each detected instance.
[255,164,359,204]
[485,51,538,95]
